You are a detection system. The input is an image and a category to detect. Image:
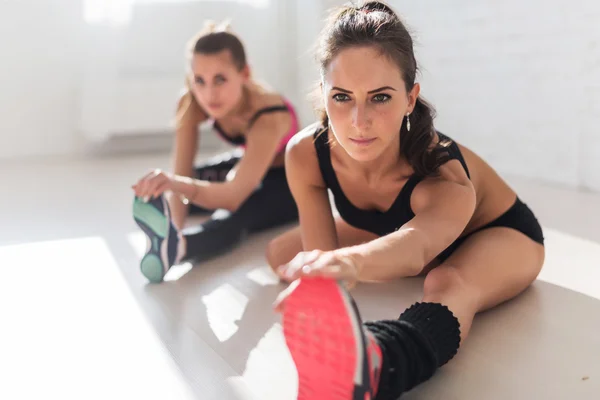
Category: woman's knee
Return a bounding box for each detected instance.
[265,231,301,271]
[265,238,281,270]
[423,265,471,298]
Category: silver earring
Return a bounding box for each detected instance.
[406,113,411,131]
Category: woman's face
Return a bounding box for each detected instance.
[190,49,249,119]
[322,45,419,162]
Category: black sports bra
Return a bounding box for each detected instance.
[213,105,289,146]
[313,126,470,236]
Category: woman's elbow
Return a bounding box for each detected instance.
[219,182,254,212]
[223,189,254,212]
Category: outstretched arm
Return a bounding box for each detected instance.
[170,111,291,212]
[343,162,476,281]
[167,91,206,229]
[276,160,476,284]
[284,128,339,252]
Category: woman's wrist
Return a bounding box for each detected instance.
[171,175,198,203]
[334,246,366,280]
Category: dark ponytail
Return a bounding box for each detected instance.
[400,97,450,176]
[315,1,450,176]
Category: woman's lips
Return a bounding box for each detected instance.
[349,137,376,146]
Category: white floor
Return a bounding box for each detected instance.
[1,152,599,400]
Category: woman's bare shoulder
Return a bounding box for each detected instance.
[286,122,327,188]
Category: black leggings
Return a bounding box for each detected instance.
[181,152,298,262]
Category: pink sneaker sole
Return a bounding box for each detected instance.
[283,278,361,400]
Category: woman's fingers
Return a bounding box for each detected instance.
[133,169,163,200]
[277,250,322,281]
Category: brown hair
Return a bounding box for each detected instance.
[316,1,450,176]
[175,21,247,129]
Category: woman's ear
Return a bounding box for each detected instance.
[241,64,251,81]
[408,82,421,113]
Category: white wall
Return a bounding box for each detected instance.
[0,0,85,160]
[0,0,310,159]
[2,0,599,192]
[80,0,302,145]
[382,0,600,191]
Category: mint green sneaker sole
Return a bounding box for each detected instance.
[132,197,169,238]
[140,253,165,283]
[133,196,171,283]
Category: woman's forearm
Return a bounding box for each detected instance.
[170,175,239,212]
[340,227,429,281]
[166,192,189,230]
[169,160,195,230]
[169,119,200,229]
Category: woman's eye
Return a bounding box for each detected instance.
[332,93,350,102]
[373,94,391,103]
[194,77,204,85]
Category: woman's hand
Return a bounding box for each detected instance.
[132,169,174,200]
[276,249,361,286]
[273,249,361,313]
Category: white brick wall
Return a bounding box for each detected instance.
[384,0,600,191]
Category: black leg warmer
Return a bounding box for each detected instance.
[364,302,461,400]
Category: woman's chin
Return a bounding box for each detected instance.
[206,108,227,119]
[345,147,382,163]
[204,103,236,119]
[344,142,381,162]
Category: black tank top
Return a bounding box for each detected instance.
[314,126,470,237]
[213,105,289,146]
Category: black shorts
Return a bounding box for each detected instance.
[437,197,544,263]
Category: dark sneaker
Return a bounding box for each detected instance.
[132,195,184,283]
[282,278,382,400]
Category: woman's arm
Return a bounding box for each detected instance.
[167,91,206,229]
[170,111,291,212]
[341,161,476,281]
[284,128,339,252]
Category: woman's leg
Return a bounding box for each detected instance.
[265,216,378,271]
[181,167,299,263]
[133,151,241,283]
[420,227,545,340]
[366,227,544,399]
[133,164,296,283]
[280,227,544,400]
